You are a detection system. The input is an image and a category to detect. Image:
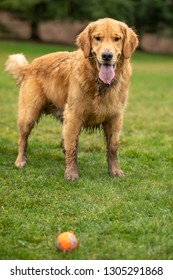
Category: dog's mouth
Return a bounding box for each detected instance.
[97,62,115,84]
[92,51,116,84]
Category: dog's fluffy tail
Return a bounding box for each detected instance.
[5,54,28,84]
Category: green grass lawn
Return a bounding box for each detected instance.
[0,40,173,260]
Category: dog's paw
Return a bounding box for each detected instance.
[64,169,79,181]
[109,167,124,177]
[64,172,79,181]
[15,156,27,168]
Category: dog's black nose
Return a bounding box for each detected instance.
[102,51,113,61]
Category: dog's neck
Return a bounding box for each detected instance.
[95,78,116,95]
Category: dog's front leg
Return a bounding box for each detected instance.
[103,115,124,177]
[62,109,82,181]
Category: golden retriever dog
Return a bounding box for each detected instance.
[5,18,138,180]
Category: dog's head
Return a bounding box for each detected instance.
[76,18,138,84]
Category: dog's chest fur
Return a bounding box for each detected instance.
[83,87,126,127]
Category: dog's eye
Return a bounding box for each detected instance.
[114,37,120,42]
[95,36,101,42]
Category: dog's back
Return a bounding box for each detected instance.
[6,51,76,111]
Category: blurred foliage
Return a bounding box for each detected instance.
[0,0,173,35]
[134,0,173,35]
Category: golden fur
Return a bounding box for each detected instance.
[5,18,138,180]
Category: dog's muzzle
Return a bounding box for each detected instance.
[92,50,116,84]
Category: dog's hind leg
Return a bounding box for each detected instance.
[15,79,46,168]
[15,117,35,168]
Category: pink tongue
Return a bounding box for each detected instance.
[99,64,115,84]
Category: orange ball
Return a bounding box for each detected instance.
[57,231,78,252]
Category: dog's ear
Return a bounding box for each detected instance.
[123,26,138,59]
[76,23,95,58]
